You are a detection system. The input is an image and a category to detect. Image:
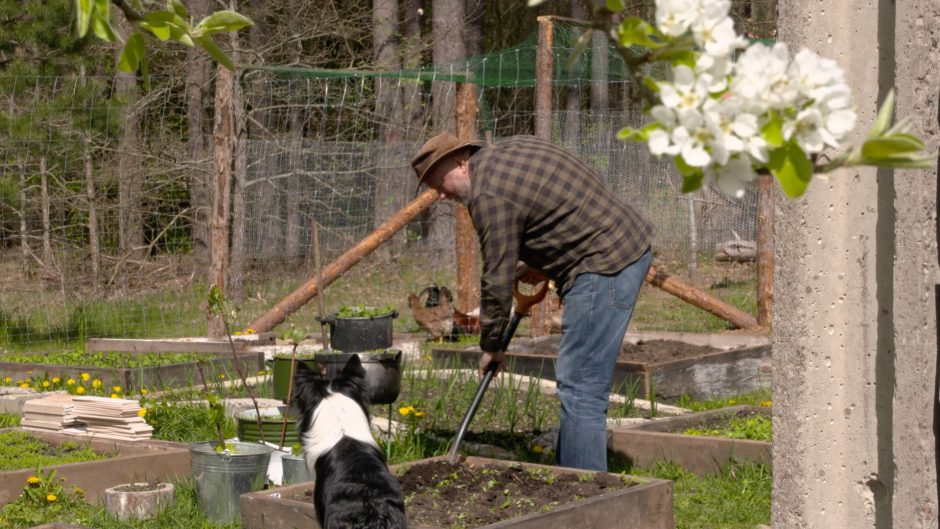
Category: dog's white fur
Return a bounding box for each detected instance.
[302,390,378,471]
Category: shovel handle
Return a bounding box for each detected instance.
[512,277,549,317]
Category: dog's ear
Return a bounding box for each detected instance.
[340,354,366,380]
[292,360,329,409]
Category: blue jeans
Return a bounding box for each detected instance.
[555,248,652,471]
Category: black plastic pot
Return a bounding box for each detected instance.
[316,309,397,352]
[271,350,403,405]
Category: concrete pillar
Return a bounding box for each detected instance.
[774,1,939,528]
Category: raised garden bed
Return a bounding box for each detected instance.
[607,405,771,476]
[0,429,189,507]
[432,331,771,401]
[0,351,264,393]
[240,456,674,529]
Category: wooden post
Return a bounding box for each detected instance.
[530,16,555,337]
[455,82,481,314]
[248,190,441,333]
[756,172,774,327]
[645,265,759,330]
[208,65,234,337]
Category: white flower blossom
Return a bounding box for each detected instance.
[702,98,766,163]
[655,0,700,37]
[731,42,798,112]
[691,3,746,57]
[706,156,757,198]
[659,65,711,112]
[695,53,733,93]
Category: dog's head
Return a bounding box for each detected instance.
[291,355,372,435]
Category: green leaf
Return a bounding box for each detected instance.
[681,171,704,193]
[618,17,661,49]
[565,29,593,71]
[75,0,93,37]
[91,0,116,41]
[642,76,660,94]
[117,33,146,73]
[761,111,784,147]
[167,0,188,18]
[617,123,658,142]
[861,135,926,159]
[194,35,235,70]
[606,0,625,12]
[657,49,695,68]
[674,155,698,178]
[859,154,934,169]
[868,89,895,140]
[194,11,254,37]
[769,142,814,198]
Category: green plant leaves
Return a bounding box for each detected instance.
[193,11,254,37]
[117,33,146,73]
[618,17,661,49]
[193,35,235,70]
[768,141,813,198]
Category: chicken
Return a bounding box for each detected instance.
[409,286,454,343]
[453,307,481,336]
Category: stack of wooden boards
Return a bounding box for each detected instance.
[21,394,153,441]
[20,394,78,432]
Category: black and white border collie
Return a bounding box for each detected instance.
[291,357,407,529]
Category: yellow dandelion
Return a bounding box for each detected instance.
[3,376,11,383]
[26,476,40,486]
[112,385,122,393]
[41,381,50,388]
[728,400,736,405]
[398,406,415,417]
[46,494,56,502]
[80,373,90,381]
[218,374,226,380]
[19,383,29,389]
[531,445,544,454]
[414,411,426,418]
[760,400,772,408]
[92,379,102,388]
[66,378,75,386]
[51,377,60,384]
[140,388,149,395]
[138,408,147,418]
[76,387,86,395]
[257,370,266,376]
[75,487,84,497]
[111,393,119,399]
[234,331,242,336]
[246,328,255,334]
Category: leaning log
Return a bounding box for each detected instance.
[645,265,759,330]
[248,189,440,333]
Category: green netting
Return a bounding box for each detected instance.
[243,23,635,87]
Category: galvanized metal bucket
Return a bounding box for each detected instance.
[280,453,313,484]
[189,441,273,524]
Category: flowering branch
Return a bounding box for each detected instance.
[532,0,933,198]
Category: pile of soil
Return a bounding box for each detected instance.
[397,460,633,528]
[523,338,720,364]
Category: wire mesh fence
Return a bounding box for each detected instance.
[0,4,774,351]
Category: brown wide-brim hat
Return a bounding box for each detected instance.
[411,132,483,194]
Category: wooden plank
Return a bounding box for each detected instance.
[86,338,247,354]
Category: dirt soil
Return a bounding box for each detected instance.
[398,460,632,528]
[522,338,720,364]
[289,460,634,528]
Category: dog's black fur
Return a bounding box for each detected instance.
[292,357,407,529]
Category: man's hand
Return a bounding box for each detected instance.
[515,263,549,286]
[479,350,506,378]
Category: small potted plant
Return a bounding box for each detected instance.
[316,303,398,352]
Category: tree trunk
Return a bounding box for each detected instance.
[187,0,212,281]
[18,168,29,276]
[83,135,100,290]
[372,0,406,260]
[466,0,484,58]
[115,23,143,290]
[401,0,425,139]
[229,32,249,299]
[40,156,51,269]
[209,65,234,337]
[563,0,586,149]
[427,0,467,267]
[284,3,305,262]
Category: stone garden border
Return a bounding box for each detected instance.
[0,429,189,507]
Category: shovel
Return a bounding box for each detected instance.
[448,277,549,463]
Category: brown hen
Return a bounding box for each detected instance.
[409,287,454,343]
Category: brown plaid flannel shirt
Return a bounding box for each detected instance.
[468,135,653,352]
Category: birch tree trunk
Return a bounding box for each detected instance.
[208,65,234,337]
[83,135,100,291]
[18,168,30,276]
[40,156,51,269]
[115,28,143,291]
[229,32,249,299]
